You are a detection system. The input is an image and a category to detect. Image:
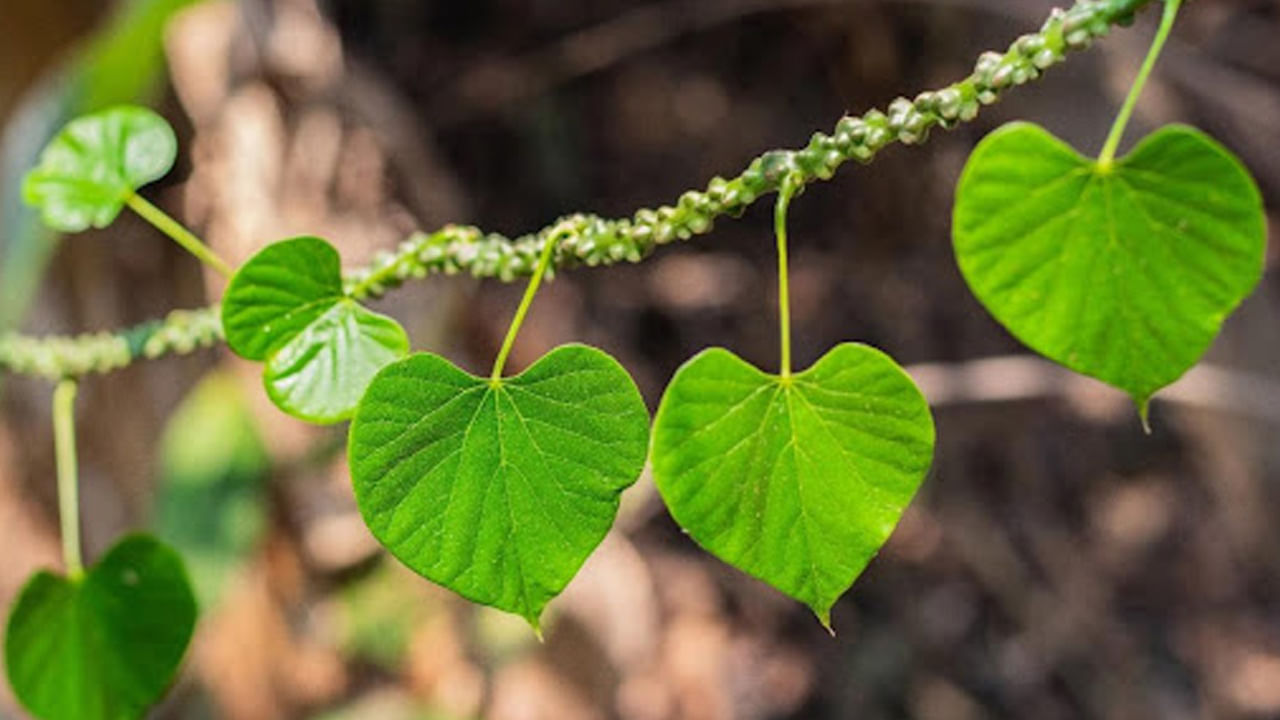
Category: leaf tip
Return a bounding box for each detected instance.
[812,606,835,636]
[526,615,545,642]
[1134,395,1152,434]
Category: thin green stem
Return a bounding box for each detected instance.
[490,227,565,383]
[53,380,83,580]
[775,175,799,379]
[125,193,233,278]
[1097,0,1182,168]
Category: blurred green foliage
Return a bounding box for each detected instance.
[337,564,434,670]
[154,371,269,607]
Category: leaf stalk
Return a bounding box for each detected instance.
[490,225,568,382]
[53,379,83,579]
[1097,0,1182,168]
[125,193,233,278]
[775,175,800,378]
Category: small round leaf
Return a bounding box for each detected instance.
[953,122,1267,410]
[4,534,197,720]
[221,236,410,423]
[22,106,177,232]
[651,344,935,628]
[348,344,651,629]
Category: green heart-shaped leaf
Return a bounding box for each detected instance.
[953,122,1267,411]
[348,344,651,628]
[221,236,410,423]
[4,534,197,720]
[651,343,934,627]
[23,106,177,232]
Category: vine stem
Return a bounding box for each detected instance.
[125,193,233,278]
[53,379,83,580]
[1,0,1161,381]
[1097,0,1182,168]
[775,175,800,379]
[490,226,567,383]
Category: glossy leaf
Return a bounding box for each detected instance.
[953,122,1267,411]
[22,106,176,232]
[4,534,197,720]
[650,344,935,627]
[221,236,410,423]
[348,344,650,628]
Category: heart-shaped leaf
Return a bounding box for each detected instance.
[650,343,935,627]
[953,122,1267,412]
[23,106,177,232]
[221,236,410,423]
[348,344,650,628]
[4,534,197,720]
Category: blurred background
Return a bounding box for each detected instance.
[1,0,1279,718]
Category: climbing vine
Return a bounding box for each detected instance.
[0,0,1270,718]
